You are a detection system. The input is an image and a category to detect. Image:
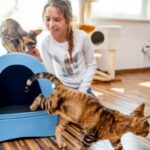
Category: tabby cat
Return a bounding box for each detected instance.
[25,72,150,150]
[0,18,42,53]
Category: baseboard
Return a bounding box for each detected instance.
[116,67,150,74]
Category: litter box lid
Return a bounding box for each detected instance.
[0,52,53,97]
[0,53,57,141]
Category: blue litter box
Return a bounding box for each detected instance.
[0,53,58,142]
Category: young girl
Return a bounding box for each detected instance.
[37,0,97,95]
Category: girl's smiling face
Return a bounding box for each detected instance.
[44,6,70,42]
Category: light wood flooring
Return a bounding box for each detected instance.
[0,70,150,150]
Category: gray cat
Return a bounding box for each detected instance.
[0,18,42,53]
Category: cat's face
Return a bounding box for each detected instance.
[21,35,36,52]
[129,103,150,137]
[111,103,150,138]
[3,29,42,53]
[23,29,42,51]
[131,116,150,137]
[116,117,150,137]
[0,18,42,52]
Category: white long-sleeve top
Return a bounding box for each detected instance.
[37,29,97,92]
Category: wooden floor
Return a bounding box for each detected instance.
[0,70,150,150]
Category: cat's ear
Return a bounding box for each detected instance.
[130,103,145,117]
[30,29,42,37]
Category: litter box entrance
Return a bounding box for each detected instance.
[0,65,41,114]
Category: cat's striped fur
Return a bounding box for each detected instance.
[26,72,150,150]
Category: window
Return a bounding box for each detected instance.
[0,0,78,30]
[71,0,79,20]
[90,0,147,20]
[0,0,48,30]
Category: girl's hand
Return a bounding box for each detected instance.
[27,48,43,62]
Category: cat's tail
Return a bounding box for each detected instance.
[25,72,62,92]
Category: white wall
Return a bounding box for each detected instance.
[1,18,150,70]
[92,19,150,70]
